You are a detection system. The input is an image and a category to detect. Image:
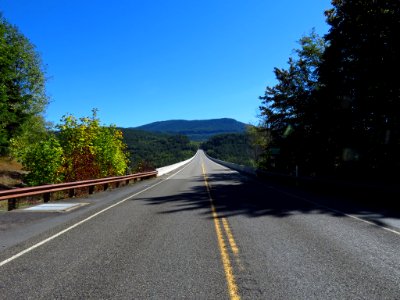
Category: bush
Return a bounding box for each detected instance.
[57,111,129,181]
[11,110,130,185]
[20,137,64,186]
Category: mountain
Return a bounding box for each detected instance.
[135,118,248,141]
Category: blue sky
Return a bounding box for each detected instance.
[1,0,331,127]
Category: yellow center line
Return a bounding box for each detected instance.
[221,217,245,271]
[221,218,239,256]
[201,161,241,300]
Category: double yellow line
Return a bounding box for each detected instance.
[201,162,241,300]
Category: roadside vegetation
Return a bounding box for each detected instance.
[220,1,399,183]
[1,14,51,187]
[10,110,130,186]
[0,14,129,187]
[0,12,197,188]
[2,0,399,188]
[203,1,400,184]
[0,14,48,156]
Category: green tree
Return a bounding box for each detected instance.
[246,125,270,168]
[121,128,197,171]
[9,115,50,159]
[0,14,48,154]
[16,136,64,186]
[201,133,256,167]
[317,0,400,176]
[259,30,325,173]
[57,110,129,181]
[93,125,129,177]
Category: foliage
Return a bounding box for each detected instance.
[11,110,199,185]
[120,128,197,171]
[9,115,59,186]
[0,14,48,154]
[246,125,270,168]
[16,136,64,186]
[258,30,325,174]
[92,126,129,177]
[316,0,400,176]
[201,133,256,167]
[9,115,50,159]
[57,110,129,181]
[258,0,400,180]
[10,110,129,185]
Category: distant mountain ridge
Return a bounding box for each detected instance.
[135,118,248,141]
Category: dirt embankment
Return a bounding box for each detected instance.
[0,157,26,190]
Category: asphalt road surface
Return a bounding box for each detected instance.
[0,150,399,299]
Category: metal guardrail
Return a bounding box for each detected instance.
[0,171,158,211]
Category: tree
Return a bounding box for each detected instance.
[121,128,198,171]
[317,0,400,176]
[259,30,325,173]
[11,110,130,185]
[246,125,270,168]
[92,125,129,177]
[201,133,256,167]
[9,115,51,158]
[17,136,64,186]
[57,110,129,181]
[0,14,48,154]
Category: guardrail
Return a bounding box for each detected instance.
[0,171,157,211]
[204,151,400,209]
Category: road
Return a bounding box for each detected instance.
[0,150,399,299]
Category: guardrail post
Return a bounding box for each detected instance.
[0,171,159,209]
[8,198,16,211]
[44,192,50,203]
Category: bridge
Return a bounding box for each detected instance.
[0,150,399,298]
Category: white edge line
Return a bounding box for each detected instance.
[0,159,194,268]
[275,188,400,236]
[205,153,400,237]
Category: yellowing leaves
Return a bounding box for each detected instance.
[12,110,130,185]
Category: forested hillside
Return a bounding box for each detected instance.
[136,118,247,141]
[201,133,256,167]
[120,128,198,171]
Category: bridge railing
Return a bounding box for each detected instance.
[0,171,157,211]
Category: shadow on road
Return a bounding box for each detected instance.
[136,170,400,228]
